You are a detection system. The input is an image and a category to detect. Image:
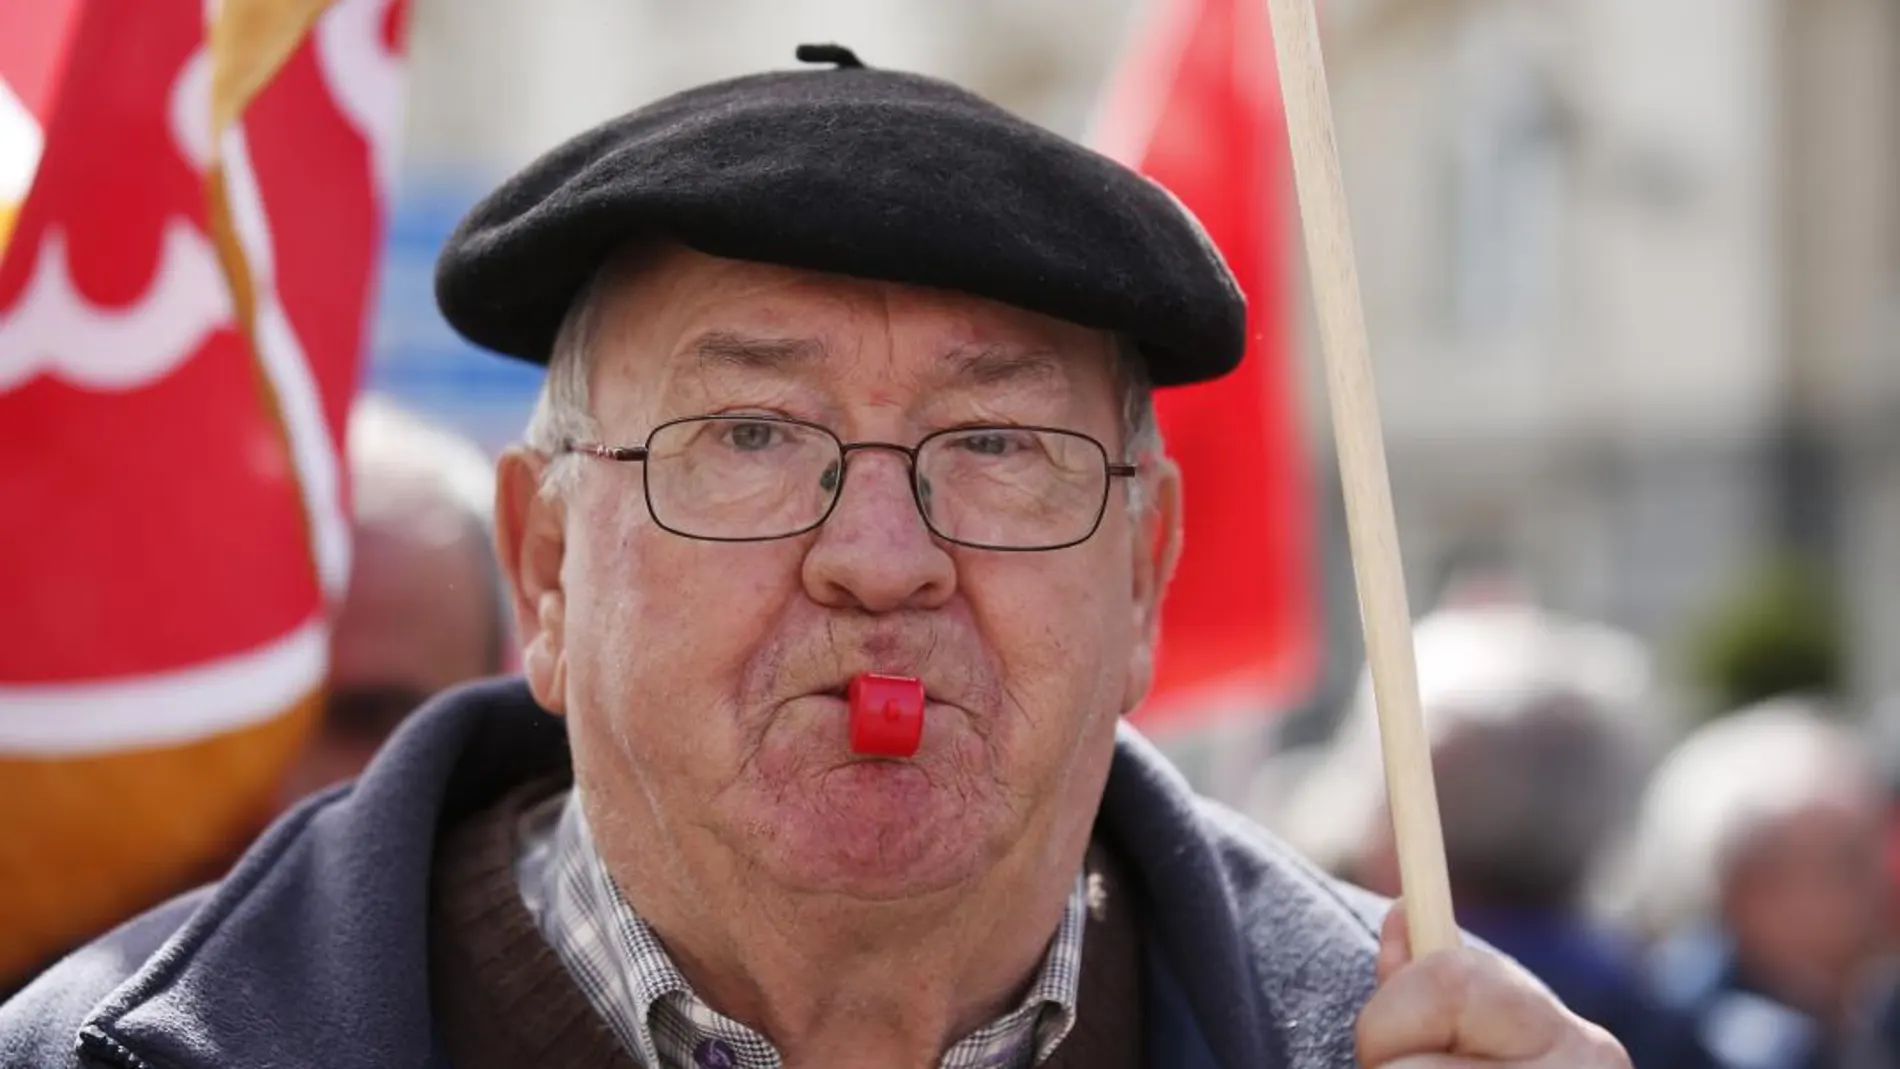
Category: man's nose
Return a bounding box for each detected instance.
[801,449,956,614]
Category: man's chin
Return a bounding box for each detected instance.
[749,762,995,899]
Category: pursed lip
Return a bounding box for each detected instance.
[786,677,970,733]
[797,686,958,715]
[805,669,939,704]
[763,660,987,743]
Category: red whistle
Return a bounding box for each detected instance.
[847,673,925,757]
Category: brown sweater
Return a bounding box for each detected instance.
[429,783,1146,1069]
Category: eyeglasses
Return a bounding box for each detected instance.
[560,414,1137,551]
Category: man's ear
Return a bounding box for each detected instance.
[496,447,569,715]
[1124,457,1183,714]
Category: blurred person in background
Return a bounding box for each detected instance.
[1268,601,1710,1067]
[275,395,510,807]
[1624,698,1900,1069]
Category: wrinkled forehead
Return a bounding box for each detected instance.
[581,244,1124,421]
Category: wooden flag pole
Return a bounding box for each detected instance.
[1264,0,1459,955]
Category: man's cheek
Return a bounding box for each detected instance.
[986,607,1113,741]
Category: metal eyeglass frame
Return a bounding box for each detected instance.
[559,413,1139,552]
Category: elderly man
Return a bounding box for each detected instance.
[0,47,1625,1069]
[275,395,510,807]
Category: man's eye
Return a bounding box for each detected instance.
[723,421,783,451]
[954,431,1019,457]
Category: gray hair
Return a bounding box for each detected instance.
[523,252,1162,507]
[347,394,511,671]
[1612,695,1880,938]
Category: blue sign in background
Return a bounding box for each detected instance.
[363,181,544,455]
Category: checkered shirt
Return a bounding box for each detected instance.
[515,789,1087,1069]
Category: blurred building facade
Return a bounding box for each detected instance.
[371,0,1900,786]
[1316,0,1900,720]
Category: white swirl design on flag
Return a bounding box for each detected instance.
[0,222,232,391]
[0,46,228,393]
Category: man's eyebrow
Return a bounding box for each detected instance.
[940,345,1067,389]
[685,330,827,372]
[682,332,1069,388]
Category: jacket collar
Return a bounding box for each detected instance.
[1102,726,1382,1068]
[80,679,565,1069]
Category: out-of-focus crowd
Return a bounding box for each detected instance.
[1254,597,1900,1069]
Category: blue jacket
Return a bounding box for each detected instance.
[1,679,1388,1069]
[1648,926,1900,1069]
[1460,909,1715,1069]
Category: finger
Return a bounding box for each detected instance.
[1375,1057,1470,1069]
[1356,946,1562,1064]
[1376,901,1412,985]
[1376,1023,1631,1069]
[1382,1046,1626,1069]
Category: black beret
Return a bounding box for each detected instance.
[434,45,1245,387]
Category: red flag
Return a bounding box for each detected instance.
[1094,0,1317,732]
[0,0,408,982]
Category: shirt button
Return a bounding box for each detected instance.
[693,1037,736,1069]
